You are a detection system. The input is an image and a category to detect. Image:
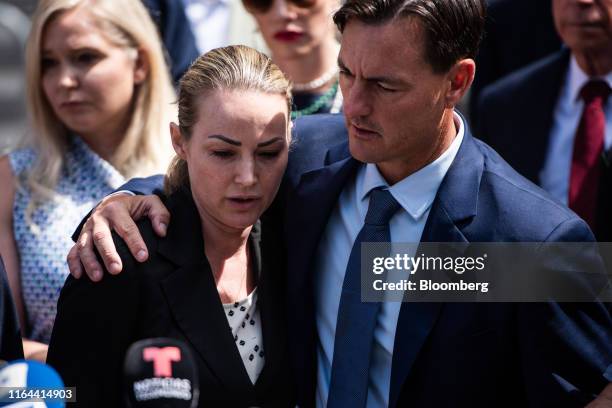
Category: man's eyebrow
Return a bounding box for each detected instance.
[337,57,405,86]
[366,75,403,84]
[208,135,241,146]
[258,137,283,147]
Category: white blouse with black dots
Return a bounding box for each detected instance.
[223,288,265,384]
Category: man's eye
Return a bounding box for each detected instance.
[377,83,396,92]
[339,68,352,77]
[212,151,234,158]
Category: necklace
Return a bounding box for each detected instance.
[291,81,341,119]
[292,66,339,92]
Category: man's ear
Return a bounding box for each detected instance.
[444,58,476,108]
[133,48,150,85]
[170,123,187,159]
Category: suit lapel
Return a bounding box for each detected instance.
[285,151,360,405]
[157,191,256,397]
[249,219,285,393]
[286,155,360,296]
[389,128,483,407]
[160,263,255,394]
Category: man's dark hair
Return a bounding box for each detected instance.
[333,0,486,73]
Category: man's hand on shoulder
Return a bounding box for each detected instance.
[67,193,170,282]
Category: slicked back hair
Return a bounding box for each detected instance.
[333,0,486,73]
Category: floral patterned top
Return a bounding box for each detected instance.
[9,137,125,343]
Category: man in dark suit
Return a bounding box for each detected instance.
[477,0,612,240]
[67,0,612,406]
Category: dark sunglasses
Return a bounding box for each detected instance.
[242,0,317,13]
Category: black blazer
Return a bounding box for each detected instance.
[0,256,23,361]
[47,190,294,407]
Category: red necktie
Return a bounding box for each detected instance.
[569,80,611,230]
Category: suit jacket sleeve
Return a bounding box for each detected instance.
[47,240,140,407]
[71,175,166,241]
[519,218,612,406]
[118,175,166,196]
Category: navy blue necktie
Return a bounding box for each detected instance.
[328,188,401,408]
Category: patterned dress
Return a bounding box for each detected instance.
[9,137,125,343]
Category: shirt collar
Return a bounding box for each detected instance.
[568,55,612,103]
[357,111,465,220]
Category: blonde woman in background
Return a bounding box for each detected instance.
[0,0,175,361]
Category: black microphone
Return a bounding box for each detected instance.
[123,338,199,408]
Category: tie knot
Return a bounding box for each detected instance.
[580,80,611,103]
[364,189,401,226]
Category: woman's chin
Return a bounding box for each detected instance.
[220,213,261,231]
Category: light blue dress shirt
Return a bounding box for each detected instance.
[540,56,612,204]
[314,112,465,408]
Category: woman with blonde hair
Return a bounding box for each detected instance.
[48,45,294,407]
[0,0,175,361]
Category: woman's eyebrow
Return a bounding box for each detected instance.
[208,134,241,146]
[208,135,283,147]
[258,137,283,147]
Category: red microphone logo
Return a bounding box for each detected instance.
[142,347,182,377]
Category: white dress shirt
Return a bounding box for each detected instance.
[314,112,465,408]
[182,0,231,53]
[540,56,612,204]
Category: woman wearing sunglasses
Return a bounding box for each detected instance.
[245,0,342,119]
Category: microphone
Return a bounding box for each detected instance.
[0,359,65,407]
[123,338,199,408]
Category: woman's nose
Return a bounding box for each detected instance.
[58,64,79,89]
[269,0,298,20]
[235,157,258,187]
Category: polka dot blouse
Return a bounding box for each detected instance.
[223,288,265,384]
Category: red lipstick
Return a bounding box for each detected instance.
[273,31,304,42]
